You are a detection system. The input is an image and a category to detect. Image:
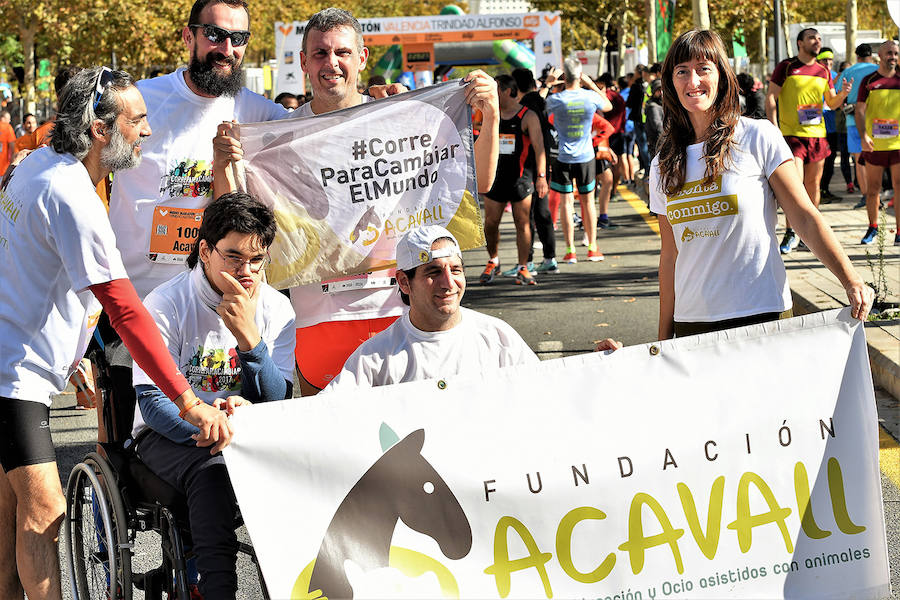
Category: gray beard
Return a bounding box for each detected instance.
[100,125,141,172]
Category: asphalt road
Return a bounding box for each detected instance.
[51,188,898,598]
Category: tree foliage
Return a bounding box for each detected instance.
[0,0,894,103]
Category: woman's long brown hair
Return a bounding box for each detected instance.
[656,30,742,196]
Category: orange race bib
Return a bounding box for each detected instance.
[148,206,204,264]
[499,133,516,155]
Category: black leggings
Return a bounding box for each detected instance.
[137,432,239,600]
[529,193,555,261]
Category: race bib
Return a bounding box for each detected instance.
[320,274,395,294]
[148,206,204,264]
[797,104,822,125]
[872,119,899,139]
[499,133,516,155]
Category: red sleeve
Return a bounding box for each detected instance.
[90,279,191,401]
[770,60,789,87]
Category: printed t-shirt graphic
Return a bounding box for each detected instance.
[857,71,900,151]
[771,58,832,138]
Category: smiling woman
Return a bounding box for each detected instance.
[649,30,873,339]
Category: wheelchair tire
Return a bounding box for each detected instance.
[65,452,133,600]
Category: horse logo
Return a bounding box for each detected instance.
[293,426,472,599]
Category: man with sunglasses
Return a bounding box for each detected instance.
[107,0,291,302]
[130,192,295,600]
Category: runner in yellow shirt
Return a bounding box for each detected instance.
[855,40,900,246]
[766,28,854,253]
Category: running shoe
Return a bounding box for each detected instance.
[573,213,583,229]
[581,234,590,247]
[515,266,537,285]
[587,249,604,262]
[779,231,800,254]
[480,262,500,283]
[535,258,559,273]
[860,226,878,245]
[846,182,855,193]
[597,217,619,230]
[563,252,578,264]
[853,197,867,209]
[819,189,839,204]
[502,262,534,277]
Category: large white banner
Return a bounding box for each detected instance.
[237,81,483,289]
[225,309,891,599]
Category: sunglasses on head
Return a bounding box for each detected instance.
[92,66,114,112]
[189,23,251,47]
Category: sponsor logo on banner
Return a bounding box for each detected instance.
[238,81,484,289]
[224,311,891,599]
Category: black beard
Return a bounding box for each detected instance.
[188,51,244,97]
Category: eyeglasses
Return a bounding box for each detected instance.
[189,23,251,47]
[212,245,270,272]
[92,67,114,112]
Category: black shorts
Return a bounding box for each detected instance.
[484,173,535,204]
[0,398,56,471]
[596,158,612,173]
[609,132,625,156]
[550,158,596,194]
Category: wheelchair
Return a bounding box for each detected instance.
[62,345,270,599]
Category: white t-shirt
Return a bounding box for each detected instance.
[324,307,538,391]
[109,69,291,298]
[0,148,128,404]
[649,117,794,322]
[289,95,405,328]
[131,265,295,437]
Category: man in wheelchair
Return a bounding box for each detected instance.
[129,192,295,598]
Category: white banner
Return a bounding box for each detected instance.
[225,309,891,599]
[237,81,483,289]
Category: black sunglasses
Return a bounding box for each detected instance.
[189,23,251,47]
[92,66,114,112]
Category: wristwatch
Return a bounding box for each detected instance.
[538,173,546,178]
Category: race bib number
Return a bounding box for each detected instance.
[148,206,204,265]
[320,274,395,294]
[499,133,516,155]
[797,104,822,125]
[872,119,899,139]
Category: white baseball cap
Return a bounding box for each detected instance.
[395,225,462,271]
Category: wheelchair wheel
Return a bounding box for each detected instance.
[65,452,133,600]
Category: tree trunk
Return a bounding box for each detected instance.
[692,0,710,30]
[18,18,37,114]
[846,0,857,64]
[647,0,657,63]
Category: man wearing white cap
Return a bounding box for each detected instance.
[325,225,538,389]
